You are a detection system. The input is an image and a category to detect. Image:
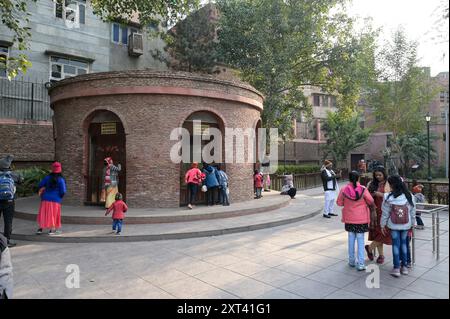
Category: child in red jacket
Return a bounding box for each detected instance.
[105,193,128,235]
[254,170,263,199]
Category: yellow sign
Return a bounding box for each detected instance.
[101,122,117,135]
[193,124,210,136]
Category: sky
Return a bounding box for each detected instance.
[347,0,449,76]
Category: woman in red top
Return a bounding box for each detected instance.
[184,162,204,209]
[254,170,263,199]
[365,166,391,264]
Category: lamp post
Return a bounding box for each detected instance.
[426,113,432,181]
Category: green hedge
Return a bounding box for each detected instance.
[16,167,50,197]
[275,165,321,175]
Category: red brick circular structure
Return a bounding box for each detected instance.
[49,70,264,208]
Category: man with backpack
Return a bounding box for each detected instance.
[0,155,23,248]
[0,233,13,299]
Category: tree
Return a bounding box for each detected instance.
[396,133,437,177]
[152,3,219,73]
[0,0,35,79]
[366,29,438,168]
[0,0,200,79]
[321,110,371,168]
[215,0,378,137]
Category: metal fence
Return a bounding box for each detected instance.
[269,169,349,192]
[0,78,53,120]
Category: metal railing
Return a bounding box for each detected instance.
[269,169,349,192]
[411,204,448,264]
[0,78,53,120]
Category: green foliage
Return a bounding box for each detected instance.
[275,165,320,175]
[215,0,378,137]
[0,0,36,79]
[15,167,49,197]
[321,110,371,167]
[91,0,200,29]
[397,132,437,176]
[153,4,219,73]
[366,29,438,138]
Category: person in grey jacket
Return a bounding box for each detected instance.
[380,175,416,278]
[0,233,13,299]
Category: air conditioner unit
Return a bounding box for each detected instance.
[128,33,143,57]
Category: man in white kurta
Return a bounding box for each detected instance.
[320,160,340,218]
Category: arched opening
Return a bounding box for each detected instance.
[180,111,225,206]
[85,110,126,205]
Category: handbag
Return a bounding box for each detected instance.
[201,185,208,192]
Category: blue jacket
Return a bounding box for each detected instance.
[217,170,229,187]
[203,166,219,188]
[39,175,67,204]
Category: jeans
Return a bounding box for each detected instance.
[112,219,123,233]
[0,200,14,241]
[348,232,365,266]
[220,186,230,205]
[407,234,412,265]
[207,186,218,205]
[187,183,198,205]
[256,188,262,198]
[391,229,409,269]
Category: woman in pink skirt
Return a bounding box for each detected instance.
[36,162,67,235]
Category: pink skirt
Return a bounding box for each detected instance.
[37,200,62,229]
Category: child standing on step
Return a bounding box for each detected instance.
[105,193,128,235]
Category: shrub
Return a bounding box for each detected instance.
[16,167,50,197]
[275,165,321,175]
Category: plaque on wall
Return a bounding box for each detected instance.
[101,122,117,135]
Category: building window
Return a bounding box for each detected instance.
[55,0,86,25]
[313,94,320,106]
[111,23,139,45]
[330,96,337,107]
[0,45,8,78]
[49,56,89,82]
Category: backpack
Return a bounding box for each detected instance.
[390,203,410,224]
[0,172,15,201]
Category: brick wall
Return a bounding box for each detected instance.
[50,71,263,208]
[0,119,54,166]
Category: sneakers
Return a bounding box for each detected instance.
[116,232,121,235]
[329,213,338,217]
[365,245,374,261]
[406,263,412,269]
[323,214,331,219]
[48,230,61,236]
[400,267,409,275]
[356,264,366,271]
[414,225,425,230]
[390,268,401,278]
[187,204,193,209]
[36,228,43,235]
[348,261,356,268]
[376,255,385,264]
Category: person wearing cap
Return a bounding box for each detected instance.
[36,162,67,235]
[320,160,341,218]
[0,155,23,248]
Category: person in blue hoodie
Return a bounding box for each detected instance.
[217,165,230,206]
[381,175,416,278]
[202,163,220,206]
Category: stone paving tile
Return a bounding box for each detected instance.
[281,277,338,299]
[324,290,369,299]
[140,269,192,287]
[275,260,322,277]
[247,254,292,268]
[175,260,219,276]
[306,269,360,288]
[433,259,449,273]
[377,270,420,289]
[250,268,301,288]
[191,288,240,299]
[224,260,270,276]
[221,277,275,299]
[342,278,402,299]
[201,254,243,267]
[194,268,247,287]
[296,254,342,267]
[419,269,450,284]
[254,288,304,299]
[392,290,433,299]
[159,277,216,299]
[405,279,449,299]
[320,260,367,278]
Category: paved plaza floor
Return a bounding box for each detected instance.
[4,185,449,299]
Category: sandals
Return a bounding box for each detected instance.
[365,245,374,261]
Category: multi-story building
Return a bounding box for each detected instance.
[1,0,166,166]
